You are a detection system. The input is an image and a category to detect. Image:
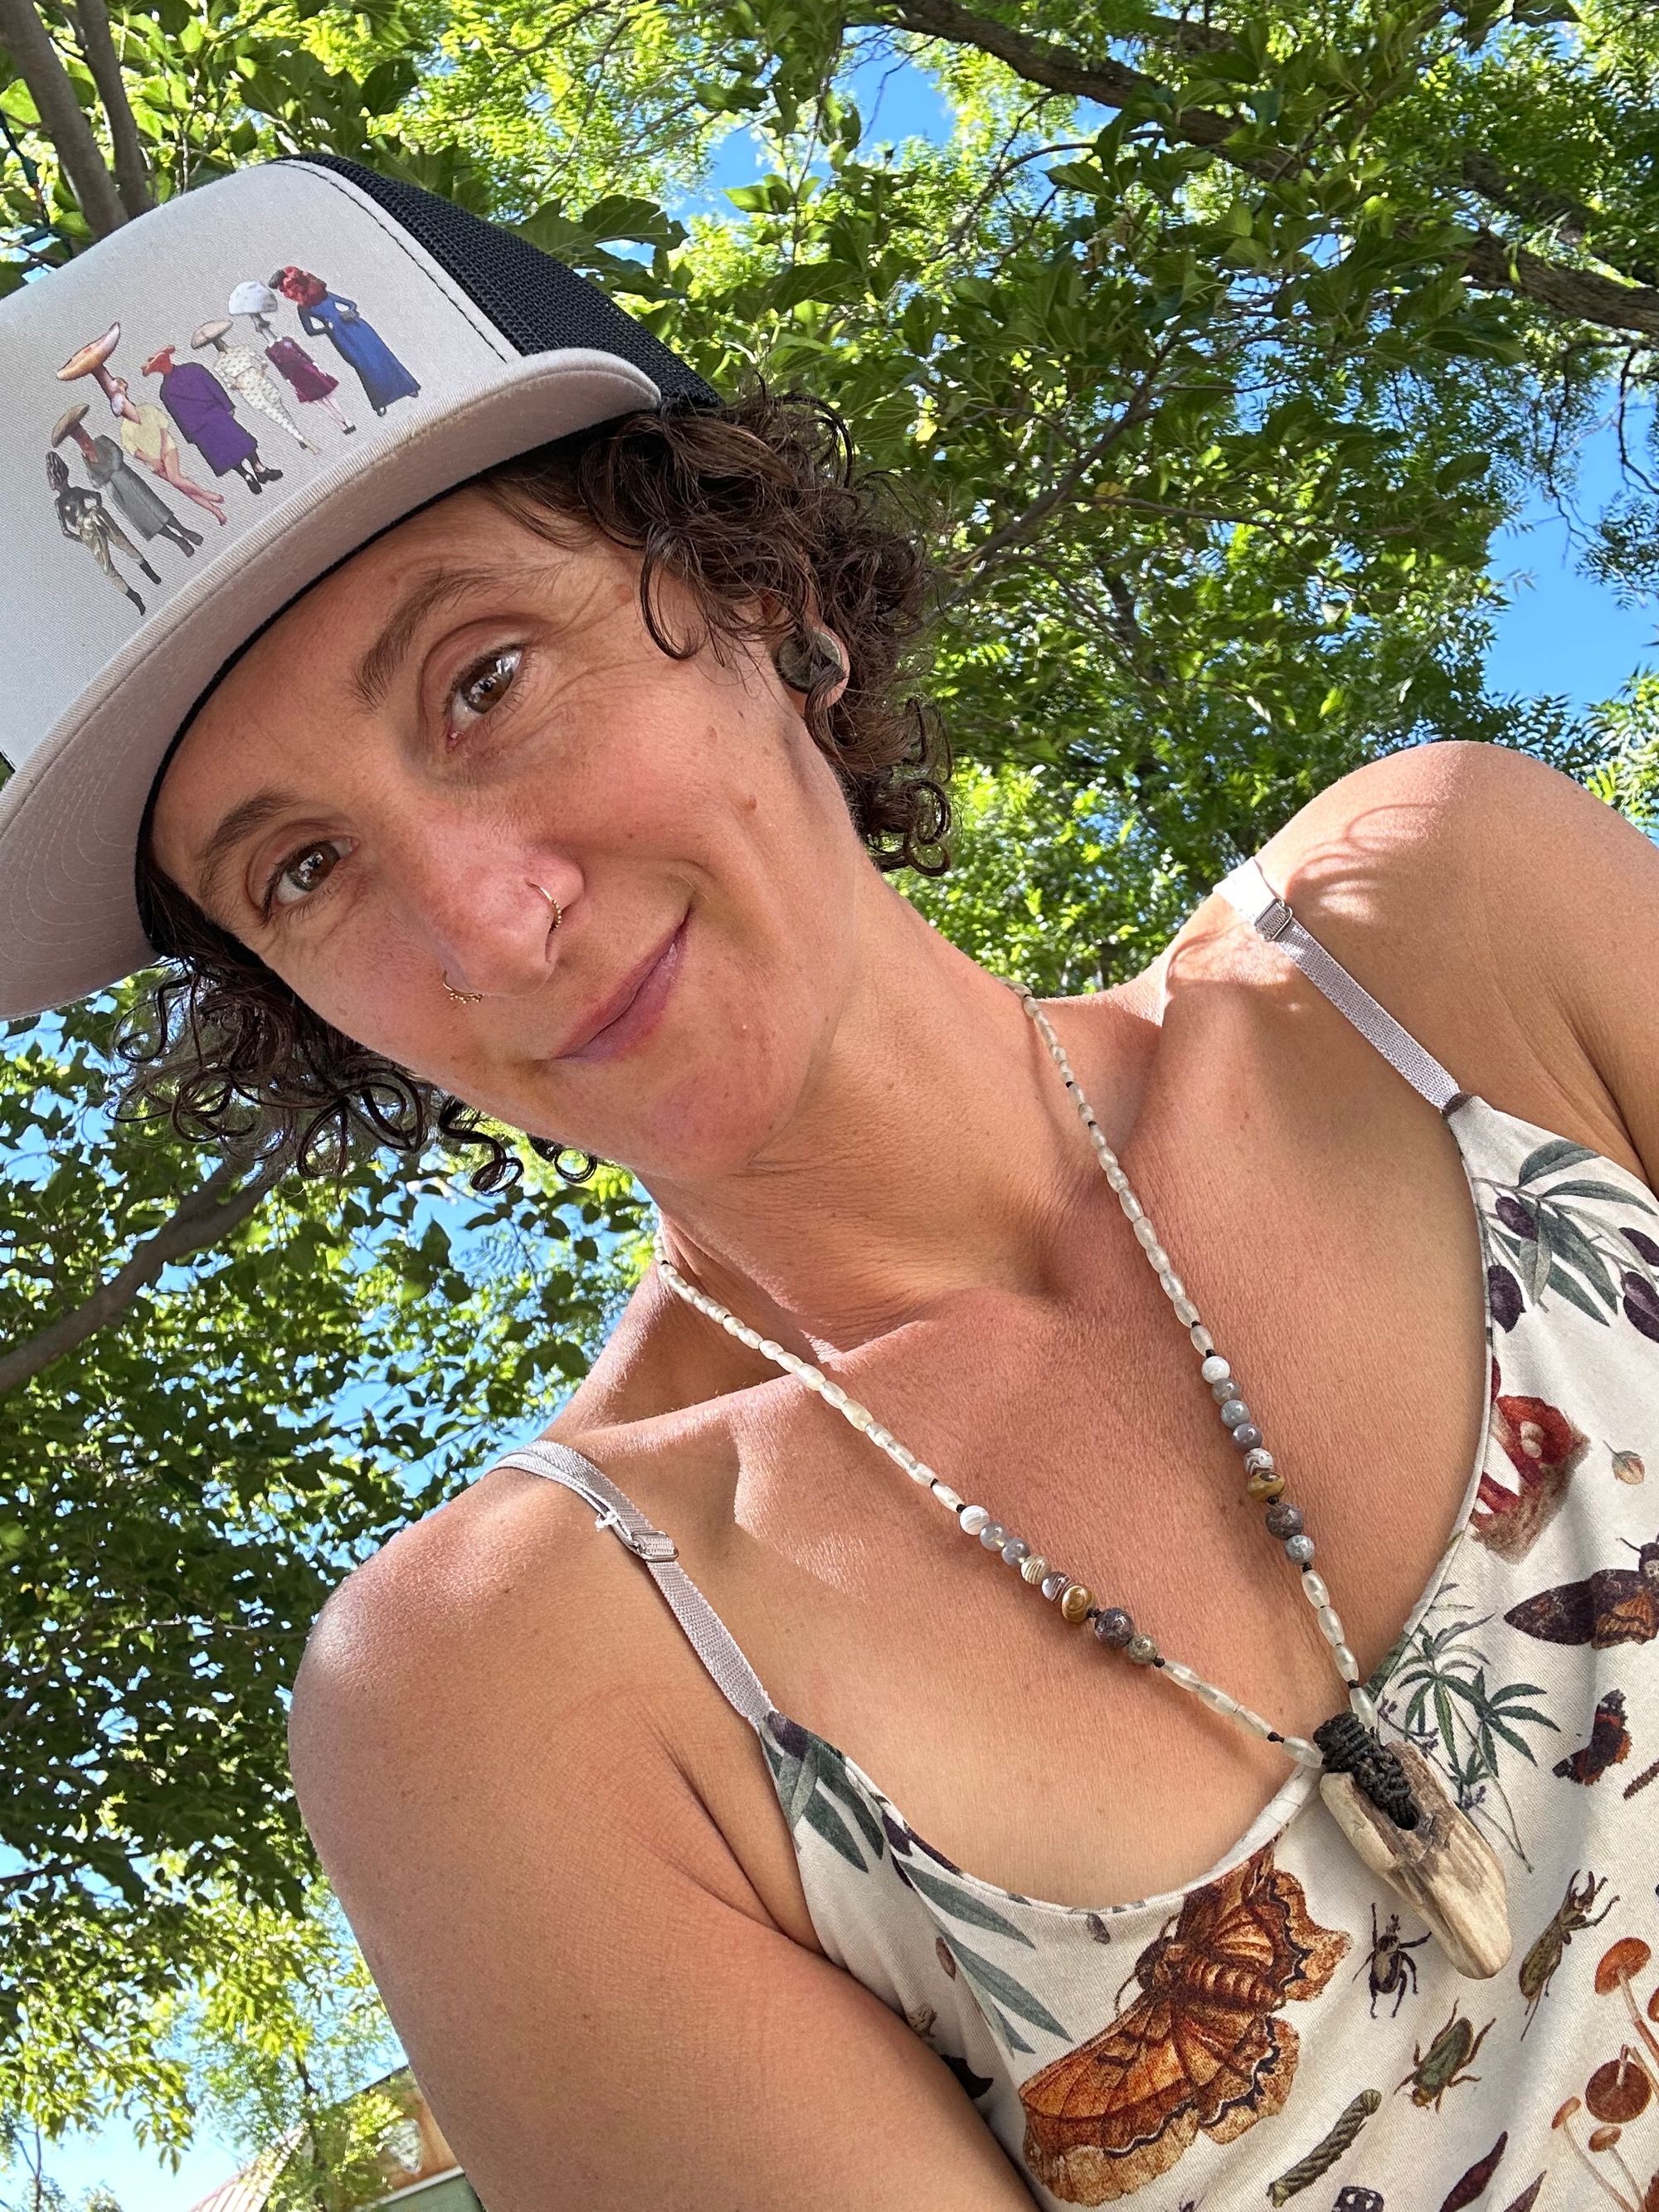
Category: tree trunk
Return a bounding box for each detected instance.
[66,0,152,216]
[0,0,126,236]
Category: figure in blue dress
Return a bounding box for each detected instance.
[270,266,421,417]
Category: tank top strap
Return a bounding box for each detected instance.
[485,1438,776,1733]
[1215,852,1470,1117]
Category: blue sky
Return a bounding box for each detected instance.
[20,46,1659,2212]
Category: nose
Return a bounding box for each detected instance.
[404,833,565,1000]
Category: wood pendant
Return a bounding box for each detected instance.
[1318,1738,1512,1980]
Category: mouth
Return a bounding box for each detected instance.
[557,912,688,1063]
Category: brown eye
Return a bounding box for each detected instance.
[450,647,523,729]
[264,838,348,916]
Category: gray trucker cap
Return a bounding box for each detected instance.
[0,153,718,1019]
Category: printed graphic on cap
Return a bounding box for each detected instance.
[41,271,424,625]
[270,267,421,417]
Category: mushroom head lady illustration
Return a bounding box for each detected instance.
[56,323,226,524]
[50,401,202,558]
[140,342,283,497]
[226,279,355,435]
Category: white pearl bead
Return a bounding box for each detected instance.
[931,1481,962,1511]
[1300,1571,1329,1609]
[820,1382,849,1410]
[1159,1271,1184,1300]
[1146,1244,1170,1272]
[844,1403,874,1431]
[1282,1735,1323,1769]
[1200,1355,1231,1384]
[1317,1605,1346,1644]
[960,1505,990,1534]
[1197,1682,1239,1715]
[1162,1659,1201,1689]
[911,1463,937,1488]
[1332,1643,1359,1681]
[1104,1163,1128,1189]
[1120,1192,1144,1222]
[1190,1325,1214,1354]
[1133,1218,1160,1249]
[1174,1297,1200,1326]
[1349,1685,1379,1729]
[1235,1706,1275,1739]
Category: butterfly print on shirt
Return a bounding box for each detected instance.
[1551,1689,1632,1784]
[1016,1841,1350,2205]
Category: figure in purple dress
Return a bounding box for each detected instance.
[226,280,356,435]
[141,344,283,496]
[270,266,421,417]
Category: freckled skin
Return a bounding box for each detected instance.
[148,486,863,1179]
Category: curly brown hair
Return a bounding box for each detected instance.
[114,380,955,1194]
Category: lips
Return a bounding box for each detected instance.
[557,916,684,1060]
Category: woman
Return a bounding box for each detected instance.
[225,279,357,437]
[5,158,1657,2212]
[44,446,159,613]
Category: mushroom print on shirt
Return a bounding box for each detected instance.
[270,265,421,416]
[485,858,1659,2212]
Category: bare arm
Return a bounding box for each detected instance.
[288,1488,1035,2212]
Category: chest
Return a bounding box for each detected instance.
[624,1060,1496,1934]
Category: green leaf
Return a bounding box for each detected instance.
[1516,1139,1599,1185]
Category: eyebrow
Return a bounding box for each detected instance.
[194,787,305,921]
[348,559,535,712]
[192,558,551,918]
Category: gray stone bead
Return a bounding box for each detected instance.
[1285,1534,1316,1565]
[1092,1607,1134,1647]
[978,1521,1006,1549]
[1219,1398,1251,1428]
[1231,1423,1264,1451]
[1210,1376,1238,1403]
[1126,1633,1158,1665]
[1040,1571,1069,1602]
[1265,1501,1305,1539]
[1001,1538,1029,1566]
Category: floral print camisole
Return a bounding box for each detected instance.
[488,854,1659,2212]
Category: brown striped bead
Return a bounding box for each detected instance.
[1060,1582,1094,1625]
[1246,1470,1286,1501]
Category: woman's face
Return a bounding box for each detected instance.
[148,484,863,1176]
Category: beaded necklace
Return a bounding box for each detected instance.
[650,978,1513,1980]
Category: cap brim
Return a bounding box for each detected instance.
[0,347,659,1019]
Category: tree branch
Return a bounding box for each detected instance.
[0,0,125,235]
[0,1155,286,1396]
[1462,223,1659,343]
[66,0,152,216]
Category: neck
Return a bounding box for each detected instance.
[645,889,1160,1359]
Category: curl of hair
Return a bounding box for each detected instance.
[115,378,954,1193]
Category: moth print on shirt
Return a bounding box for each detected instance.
[1505,1533,1659,1649]
[1470,1357,1591,1563]
[1016,1841,1350,2205]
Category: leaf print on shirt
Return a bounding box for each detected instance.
[1471,1356,1592,1563]
[1016,1840,1350,2205]
[1477,1137,1659,1335]
[760,1713,1072,2051]
[1375,1581,1559,1871]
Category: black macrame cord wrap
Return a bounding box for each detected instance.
[1312,1709,1422,1830]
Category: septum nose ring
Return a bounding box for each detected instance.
[441,883,562,1004]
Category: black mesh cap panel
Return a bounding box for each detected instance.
[280,153,720,406]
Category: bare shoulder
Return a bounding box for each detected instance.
[1217,740,1657,1183]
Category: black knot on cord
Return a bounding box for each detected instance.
[1313,1709,1421,1830]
